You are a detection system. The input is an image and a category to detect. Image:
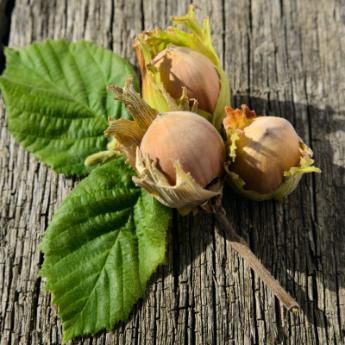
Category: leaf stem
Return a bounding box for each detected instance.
[214,207,299,312]
[84,150,118,167]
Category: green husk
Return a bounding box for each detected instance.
[223,105,321,200]
[134,5,230,130]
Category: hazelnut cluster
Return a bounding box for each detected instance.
[87,5,321,311]
[105,6,319,213]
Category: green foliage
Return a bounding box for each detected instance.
[0,40,138,176]
[40,158,171,341]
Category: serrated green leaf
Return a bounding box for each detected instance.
[0,40,138,176]
[40,158,171,341]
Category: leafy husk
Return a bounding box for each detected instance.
[134,5,230,130]
[134,149,222,215]
[223,105,321,200]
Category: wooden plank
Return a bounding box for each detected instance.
[0,0,344,344]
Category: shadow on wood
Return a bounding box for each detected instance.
[145,96,345,342]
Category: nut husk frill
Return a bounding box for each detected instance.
[223,105,321,200]
[105,80,225,215]
[134,5,230,130]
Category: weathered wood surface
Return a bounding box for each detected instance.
[1,0,345,344]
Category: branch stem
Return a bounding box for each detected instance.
[214,207,299,312]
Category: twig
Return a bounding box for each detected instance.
[214,206,299,312]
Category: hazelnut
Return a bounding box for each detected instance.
[152,47,220,114]
[106,81,225,213]
[133,5,230,130]
[140,111,225,186]
[231,116,301,194]
[223,105,320,199]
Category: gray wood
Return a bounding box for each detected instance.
[1,0,344,344]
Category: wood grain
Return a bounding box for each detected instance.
[1,0,344,344]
